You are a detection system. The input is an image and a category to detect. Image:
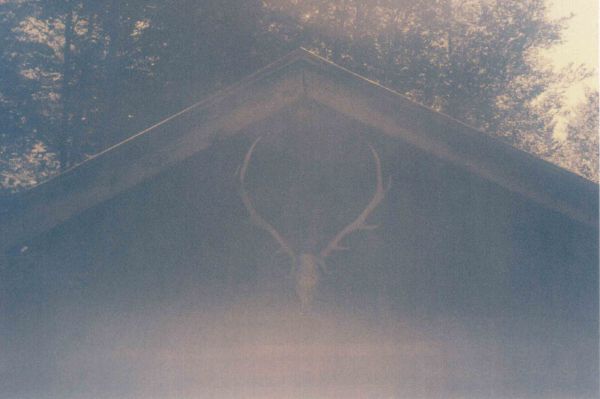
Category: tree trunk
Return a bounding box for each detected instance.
[59,3,74,170]
[101,0,120,150]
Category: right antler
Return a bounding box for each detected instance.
[319,144,388,259]
[240,137,296,262]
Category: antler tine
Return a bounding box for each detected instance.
[319,143,388,259]
[240,137,296,261]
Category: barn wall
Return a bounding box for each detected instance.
[1,130,598,398]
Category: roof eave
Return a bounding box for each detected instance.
[1,49,597,253]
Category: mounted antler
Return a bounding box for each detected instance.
[239,137,389,311]
[240,137,296,264]
[319,144,388,259]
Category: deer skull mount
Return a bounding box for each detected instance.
[240,136,389,311]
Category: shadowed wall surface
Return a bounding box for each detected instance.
[1,101,597,398]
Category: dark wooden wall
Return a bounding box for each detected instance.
[2,113,598,397]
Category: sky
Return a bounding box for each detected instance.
[545,0,598,101]
[541,0,598,138]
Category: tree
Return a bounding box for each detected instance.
[0,1,64,187]
[0,0,596,193]
[0,0,163,180]
[260,0,596,178]
[551,89,599,182]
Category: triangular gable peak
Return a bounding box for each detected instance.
[1,48,597,253]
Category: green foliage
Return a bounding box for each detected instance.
[1,140,59,192]
[551,89,599,182]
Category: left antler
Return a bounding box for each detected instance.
[240,137,296,262]
[319,144,388,259]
